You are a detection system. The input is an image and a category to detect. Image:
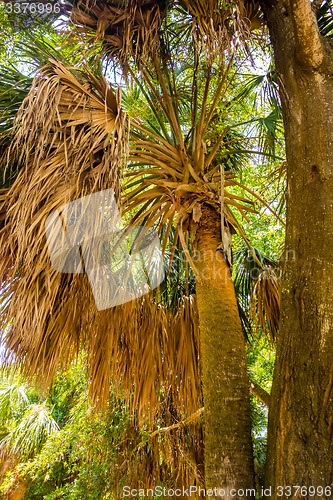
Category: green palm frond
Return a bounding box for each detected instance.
[0,65,32,139]
[236,65,280,112]
[317,0,333,37]
[0,404,59,460]
[256,109,283,156]
[234,64,283,158]
[0,380,30,425]
[0,65,33,191]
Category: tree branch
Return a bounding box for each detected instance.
[150,407,204,438]
[249,379,271,407]
[290,0,324,67]
[150,379,271,440]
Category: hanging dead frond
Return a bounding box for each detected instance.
[179,0,233,59]
[235,0,263,34]
[67,0,166,65]
[179,0,263,59]
[94,294,203,421]
[0,59,129,407]
[250,266,281,342]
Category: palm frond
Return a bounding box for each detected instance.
[0,380,30,425]
[250,266,281,342]
[234,247,281,341]
[67,0,166,65]
[235,64,280,111]
[0,404,59,460]
[0,59,128,407]
[179,0,263,58]
[317,0,333,37]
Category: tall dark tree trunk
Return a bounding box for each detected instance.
[195,204,255,496]
[259,1,333,495]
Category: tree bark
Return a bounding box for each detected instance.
[195,204,255,496]
[259,1,333,496]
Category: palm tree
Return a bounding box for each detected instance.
[0,0,282,491]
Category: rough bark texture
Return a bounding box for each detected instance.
[259,1,333,495]
[195,204,255,496]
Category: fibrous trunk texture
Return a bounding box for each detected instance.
[260,1,333,494]
[195,204,255,496]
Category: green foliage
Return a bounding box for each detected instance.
[0,379,30,427]
[317,0,333,37]
[0,362,132,499]
[247,339,275,486]
[47,357,87,426]
[0,404,59,461]
[19,404,127,499]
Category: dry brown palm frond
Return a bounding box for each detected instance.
[235,0,263,34]
[0,59,128,407]
[250,266,281,342]
[180,0,263,59]
[105,295,204,494]
[171,295,201,410]
[180,0,232,58]
[68,0,165,65]
[99,294,202,420]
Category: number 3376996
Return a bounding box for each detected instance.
[3,2,61,14]
[277,486,332,497]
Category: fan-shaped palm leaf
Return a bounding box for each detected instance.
[0,381,30,426]
[0,404,59,460]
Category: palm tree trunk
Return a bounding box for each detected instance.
[194,204,255,496]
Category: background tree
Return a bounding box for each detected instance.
[256,0,333,493]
